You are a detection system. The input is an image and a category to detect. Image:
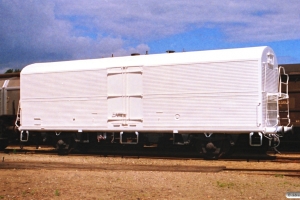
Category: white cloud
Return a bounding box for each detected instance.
[0,0,299,70]
[53,0,300,41]
[0,0,150,69]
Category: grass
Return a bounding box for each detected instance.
[55,189,60,196]
[22,191,28,197]
[217,181,235,188]
[274,174,284,178]
[281,181,300,187]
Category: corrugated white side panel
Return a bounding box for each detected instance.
[19,46,280,133]
[21,70,107,129]
[21,100,106,127]
[21,70,105,99]
[143,60,260,131]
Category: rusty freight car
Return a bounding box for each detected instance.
[0,73,20,149]
[279,63,300,151]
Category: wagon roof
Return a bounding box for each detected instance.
[22,46,271,74]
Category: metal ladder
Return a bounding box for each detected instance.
[15,100,21,128]
[278,66,290,126]
[14,101,29,142]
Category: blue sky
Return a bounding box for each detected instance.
[1,0,300,73]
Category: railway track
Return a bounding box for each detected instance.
[1,145,300,178]
[0,156,299,177]
[224,168,300,177]
[2,145,300,162]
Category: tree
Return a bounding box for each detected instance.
[5,69,21,73]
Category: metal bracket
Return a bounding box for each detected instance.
[120,131,139,144]
[20,130,29,142]
[204,133,213,138]
[249,132,262,146]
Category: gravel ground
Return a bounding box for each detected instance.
[0,152,300,200]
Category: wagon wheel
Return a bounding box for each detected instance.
[194,138,226,160]
[56,137,75,155]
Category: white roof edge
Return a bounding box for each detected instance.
[21,46,270,75]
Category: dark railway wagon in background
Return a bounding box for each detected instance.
[0,73,20,149]
[279,63,300,151]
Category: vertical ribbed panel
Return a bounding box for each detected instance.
[5,89,20,115]
[143,60,260,129]
[261,54,279,128]
[0,80,6,115]
[0,89,3,115]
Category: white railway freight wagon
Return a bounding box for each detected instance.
[18,46,291,156]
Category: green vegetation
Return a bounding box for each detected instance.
[217,181,235,188]
[280,181,300,187]
[4,69,21,74]
[22,191,27,197]
[274,174,284,178]
[55,189,60,196]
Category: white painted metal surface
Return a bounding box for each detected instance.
[20,46,280,134]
